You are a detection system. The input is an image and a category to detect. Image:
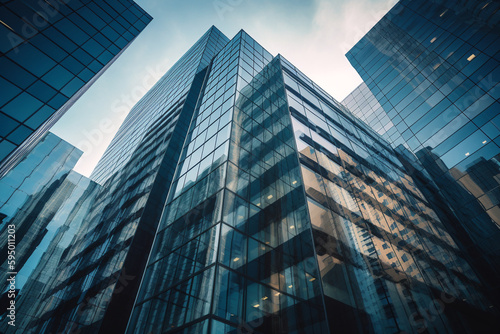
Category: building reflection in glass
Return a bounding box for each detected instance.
[0,132,81,290]
[128,30,329,334]
[344,0,500,309]
[281,55,498,333]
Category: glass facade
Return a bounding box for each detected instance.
[0,0,152,177]
[91,26,228,184]
[128,31,329,334]
[0,132,82,291]
[8,27,230,334]
[128,28,498,333]
[281,56,497,333]
[0,168,99,333]
[343,82,403,147]
[345,0,500,308]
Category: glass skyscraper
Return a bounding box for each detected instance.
[0,131,99,332]
[127,31,330,334]
[125,28,497,333]
[0,0,152,177]
[0,132,82,289]
[344,0,500,306]
[12,27,230,334]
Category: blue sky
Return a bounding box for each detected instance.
[51,0,396,177]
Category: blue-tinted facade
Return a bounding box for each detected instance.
[127,31,330,334]
[343,82,403,147]
[345,0,500,306]
[11,27,230,334]
[0,132,81,287]
[127,28,498,333]
[0,168,99,333]
[91,26,227,184]
[0,0,152,177]
[0,132,102,332]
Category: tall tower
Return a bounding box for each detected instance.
[344,0,500,304]
[18,27,229,334]
[0,0,152,177]
[127,29,498,333]
[127,30,331,334]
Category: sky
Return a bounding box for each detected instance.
[51,0,397,177]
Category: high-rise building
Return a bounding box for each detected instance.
[4,169,100,333]
[0,132,81,284]
[126,29,497,333]
[0,131,98,332]
[126,30,330,334]
[6,24,499,334]
[0,0,152,177]
[344,0,500,303]
[16,27,230,334]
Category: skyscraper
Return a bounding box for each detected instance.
[17,27,230,334]
[0,131,99,332]
[126,30,330,334]
[10,168,100,332]
[0,0,152,177]
[344,0,500,304]
[126,29,497,333]
[0,132,83,290]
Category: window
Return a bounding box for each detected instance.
[7,43,56,77]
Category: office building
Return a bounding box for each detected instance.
[126,29,497,333]
[5,169,100,333]
[0,132,82,289]
[17,27,229,334]
[0,0,152,177]
[0,131,99,331]
[344,0,500,302]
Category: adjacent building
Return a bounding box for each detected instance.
[17,27,230,334]
[5,169,100,333]
[344,0,500,304]
[0,132,82,289]
[0,132,99,332]
[0,0,152,177]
